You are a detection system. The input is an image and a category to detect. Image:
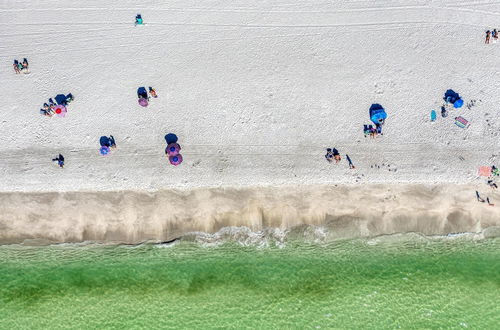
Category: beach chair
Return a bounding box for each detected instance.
[454,116,469,129]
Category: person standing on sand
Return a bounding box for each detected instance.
[13,60,20,74]
[52,154,64,168]
[332,148,341,163]
[485,30,491,44]
[325,148,334,163]
[487,180,498,189]
[149,87,157,98]
[346,154,355,169]
[476,190,485,202]
[109,135,116,148]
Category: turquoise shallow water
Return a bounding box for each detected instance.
[0,235,499,329]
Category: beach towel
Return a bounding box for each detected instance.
[479,166,492,177]
[454,116,469,128]
[430,110,437,121]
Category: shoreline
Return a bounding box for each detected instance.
[1,183,499,245]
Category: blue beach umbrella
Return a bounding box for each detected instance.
[453,99,464,108]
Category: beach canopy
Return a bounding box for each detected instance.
[169,154,183,166]
[138,98,148,107]
[369,104,387,125]
[166,143,181,156]
[100,146,110,155]
[54,104,67,117]
[165,133,178,144]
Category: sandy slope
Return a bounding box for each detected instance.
[0,0,499,193]
[1,184,499,244]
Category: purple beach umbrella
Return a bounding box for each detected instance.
[165,143,181,156]
[100,146,110,155]
[169,154,183,166]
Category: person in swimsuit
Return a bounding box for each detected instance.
[52,154,65,168]
[149,87,157,98]
[13,60,20,73]
[325,148,334,163]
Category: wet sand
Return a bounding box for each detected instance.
[1,184,499,245]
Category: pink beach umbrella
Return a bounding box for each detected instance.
[54,104,67,117]
[138,98,148,107]
[165,143,181,156]
[169,154,183,166]
[479,166,492,177]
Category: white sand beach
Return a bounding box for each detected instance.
[0,0,499,243]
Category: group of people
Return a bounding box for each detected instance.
[39,94,74,117]
[137,87,158,107]
[363,124,382,138]
[325,148,355,169]
[476,166,498,205]
[485,29,498,44]
[138,87,157,100]
[13,58,29,74]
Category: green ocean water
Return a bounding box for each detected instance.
[0,235,499,329]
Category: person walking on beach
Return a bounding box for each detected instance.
[13,60,20,74]
[487,197,495,206]
[109,135,116,148]
[476,190,485,202]
[346,154,355,169]
[325,148,334,163]
[52,154,65,168]
[485,30,491,44]
[493,29,498,43]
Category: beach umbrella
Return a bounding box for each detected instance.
[138,98,148,107]
[479,166,492,177]
[165,133,178,144]
[100,146,110,156]
[100,136,111,147]
[169,154,183,166]
[54,104,67,117]
[166,143,181,156]
[453,99,463,108]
